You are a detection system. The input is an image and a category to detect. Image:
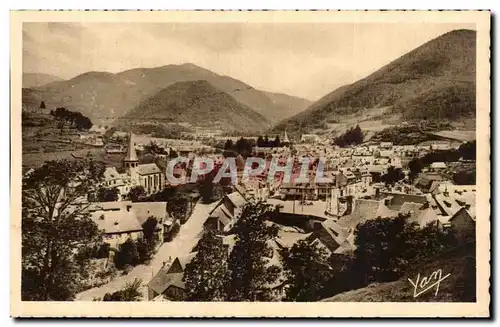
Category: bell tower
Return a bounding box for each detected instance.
[124,132,139,184]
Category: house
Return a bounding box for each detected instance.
[337,198,396,230]
[87,201,168,246]
[102,166,132,200]
[430,162,447,172]
[205,191,247,232]
[147,253,197,301]
[89,209,143,248]
[308,219,351,255]
[300,134,321,144]
[449,207,476,241]
[380,142,393,149]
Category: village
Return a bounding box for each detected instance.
[44,123,477,302]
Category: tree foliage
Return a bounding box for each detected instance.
[381,166,405,186]
[183,230,229,301]
[225,201,281,301]
[21,159,105,300]
[333,125,364,147]
[113,238,140,269]
[280,240,333,301]
[103,279,142,301]
[97,187,119,202]
[50,107,93,130]
[353,214,457,284]
[128,185,146,202]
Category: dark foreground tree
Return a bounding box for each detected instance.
[183,230,228,301]
[353,214,458,285]
[280,240,333,301]
[103,279,142,301]
[225,201,281,301]
[22,159,105,300]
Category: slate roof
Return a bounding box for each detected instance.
[337,199,396,229]
[147,271,184,295]
[408,207,440,228]
[129,202,167,225]
[138,163,162,175]
[90,210,143,234]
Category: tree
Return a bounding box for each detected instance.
[453,169,476,185]
[97,187,119,202]
[22,159,105,300]
[352,213,457,285]
[142,216,158,243]
[381,166,405,186]
[40,101,46,110]
[408,158,424,182]
[168,193,190,223]
[128,185,146,202]
[274,136,281,148]
[183,230,229,301]
[257,136,265,147]
[225,201,281,301]
[136,237,154,263]
[334,125,364,147]
[103,279,142,301]
[224,139,234,151]
[458,141,476,161]
[114,239,140,269]
[280,240,333,301]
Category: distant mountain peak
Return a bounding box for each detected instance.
[274,28,476,133]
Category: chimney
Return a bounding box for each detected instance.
[127,205,132,212]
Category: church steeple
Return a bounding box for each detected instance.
[283,129,290,144]
[125,132,138,163]
[124,132,139,184]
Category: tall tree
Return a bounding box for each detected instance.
[408,158,424,182]
[280,240,333,301]
[22,159,105,300]
[128,185,146,202]
[39,101,46,110]
[274,136,281,148]
[225,201,281,301]
[183,230,229,301]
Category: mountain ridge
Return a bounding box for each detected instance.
[117,79,271,133]
[22,63,310,125]
[273,29,476,133]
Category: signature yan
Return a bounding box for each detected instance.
[408,269,451,298]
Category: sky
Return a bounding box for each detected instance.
[23,22,475,100]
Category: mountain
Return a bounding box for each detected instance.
[22,71,143,123]
[22,73,63,88]
[117,80,271,133]
[22,63,309,124]
[262,91,312,120]
[274,29,476,133]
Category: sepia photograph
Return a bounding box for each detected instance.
[10,10,490,317]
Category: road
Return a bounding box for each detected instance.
[75,201,216,301]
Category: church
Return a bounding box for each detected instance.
[102,133,165,200]
[123,133,165,195]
